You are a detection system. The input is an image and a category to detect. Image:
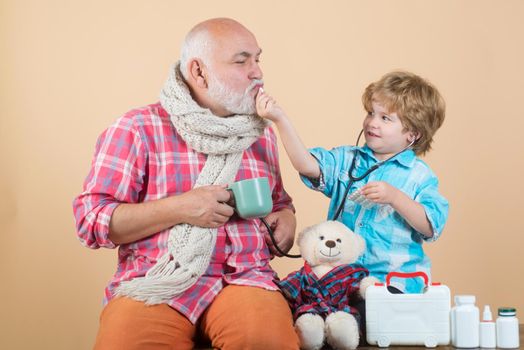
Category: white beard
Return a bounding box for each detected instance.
[207,74,262,115]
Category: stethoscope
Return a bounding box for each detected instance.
[261,217,301,258]
[266,129,416,258]
[331,129,417,221]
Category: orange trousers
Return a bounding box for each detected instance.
[94,285,300,350]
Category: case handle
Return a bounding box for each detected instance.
[386,271,429,287]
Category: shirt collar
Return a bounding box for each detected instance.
[359,144,416,168]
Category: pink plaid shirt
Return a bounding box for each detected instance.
[73,102,294,323]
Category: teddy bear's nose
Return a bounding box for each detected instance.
[325,240,336,248]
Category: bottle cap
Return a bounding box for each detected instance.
[454,295,476,305]
[482,305,493,321]
[498,307,516,316]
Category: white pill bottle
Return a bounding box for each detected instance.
[496,307,520,348]
[451,295,479,348]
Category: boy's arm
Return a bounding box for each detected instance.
[360,182,433,238]
[256,89,320,178]
[389,190,433,238]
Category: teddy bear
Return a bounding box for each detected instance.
[277,220,378,350]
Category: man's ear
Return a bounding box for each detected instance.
[188,59,208,89]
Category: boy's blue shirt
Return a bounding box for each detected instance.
[301,144,449,293]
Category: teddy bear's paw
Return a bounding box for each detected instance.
[295,313,325,350]
[359,276,380,299]
[324,311,359,350]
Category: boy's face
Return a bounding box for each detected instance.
[363,99,416,160]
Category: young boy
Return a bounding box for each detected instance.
[256,71,449,293]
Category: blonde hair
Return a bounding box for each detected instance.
[362,71,445,155]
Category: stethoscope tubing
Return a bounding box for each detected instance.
[267,129,416,258]
[332,129,416,221]
[261,217,301,258]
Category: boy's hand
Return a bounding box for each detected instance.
[362,181,433,238]
[360,181,400,205]
[256,88,286,122]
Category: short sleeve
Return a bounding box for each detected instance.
[415,176,449,242]
[300,146,351,198]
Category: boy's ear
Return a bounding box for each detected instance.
[188,59,208,89]
[409,132,421,143]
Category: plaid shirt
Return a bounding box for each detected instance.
[73,102,293,323]
[277,262,368,321]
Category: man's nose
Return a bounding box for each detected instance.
[249,61,263,80]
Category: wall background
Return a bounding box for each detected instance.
[1,1,523,349]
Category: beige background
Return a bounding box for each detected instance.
[2,0,523,349]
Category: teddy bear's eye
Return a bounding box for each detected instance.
[336,238,342,243]
[319,235,325,240]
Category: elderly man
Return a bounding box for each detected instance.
[73,18,299,349]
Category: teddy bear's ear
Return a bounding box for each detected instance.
[297,220,333,247]
[332,220,365,253]
[296,227,309,248]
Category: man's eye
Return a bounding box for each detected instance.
[235,61,246,64]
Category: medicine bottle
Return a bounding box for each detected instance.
[479,305,496,348]
[451,295,479,348]
[496,307,520,348]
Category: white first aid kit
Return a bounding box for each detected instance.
[366,271,451,348]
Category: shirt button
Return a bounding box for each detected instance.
[358,222,364,228]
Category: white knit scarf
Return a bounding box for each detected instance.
[115,62,268,304]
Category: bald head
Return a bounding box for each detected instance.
[180,18,255,79]
[178,18,263,116]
